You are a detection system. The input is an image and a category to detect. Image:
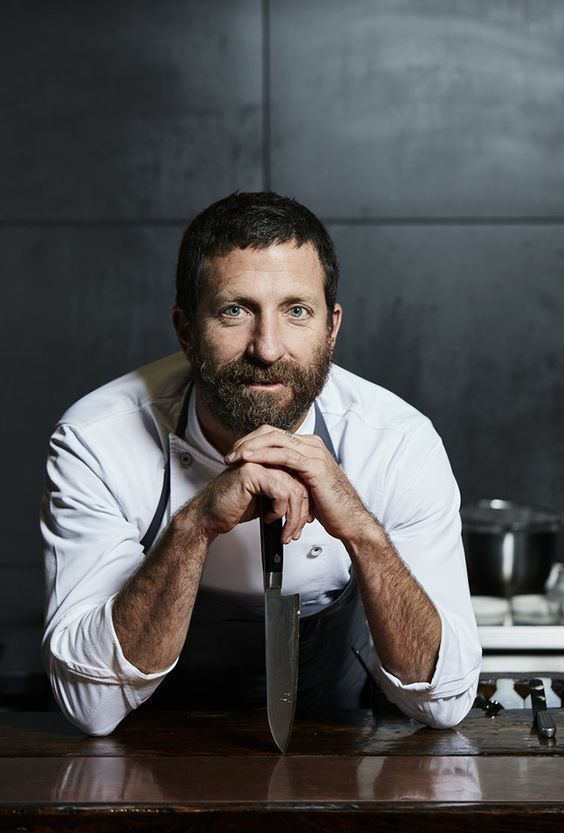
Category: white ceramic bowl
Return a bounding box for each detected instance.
[511,594,558,625]
[471,595,510,626]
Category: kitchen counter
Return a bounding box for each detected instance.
[1,708,564,831]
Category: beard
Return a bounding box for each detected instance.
[191,334,334,435]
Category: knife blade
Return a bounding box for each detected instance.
[259,496,300,753]
[529,678,557,739]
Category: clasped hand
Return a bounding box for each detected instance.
[196,425,373,546]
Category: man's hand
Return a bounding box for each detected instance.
[195,456,313,545]
[222,425,441,686]
[223,425,376,546]
[113,451,311,674]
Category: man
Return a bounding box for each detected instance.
[41,192,481,736]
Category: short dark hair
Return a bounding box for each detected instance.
[175,191,339,321]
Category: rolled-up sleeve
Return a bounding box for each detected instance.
[373,605,481,728]
[41,424,174,735]
[367,420,482,727]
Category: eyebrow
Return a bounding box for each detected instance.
[213,293,321,308]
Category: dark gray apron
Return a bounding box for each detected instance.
[140,384,372,712]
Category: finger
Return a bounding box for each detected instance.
[256,469,299,523]
[231,446,327,485]
[258,469,309,543]
[296,490,312,540]
[239,462,313,541]
[227,425,282,456]
[237,429,323,449]
[227,431,327,463]
[226,426,321,461]
[307,493,316,523]
[282,481,309,544]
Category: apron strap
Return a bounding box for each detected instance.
[139,384,192,553]
[313,401,337,462]
[141,385,338,554]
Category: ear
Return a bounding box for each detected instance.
[172,305,194,357]
[329,303,342,345]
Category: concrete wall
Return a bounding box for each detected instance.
[2,0,564,685]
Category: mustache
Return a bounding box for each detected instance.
[206,357,304,387]
[192,337,334,434]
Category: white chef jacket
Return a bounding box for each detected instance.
[41,352,481,736]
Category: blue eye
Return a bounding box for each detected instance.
[224,305,242,317]
[289,306,307,318]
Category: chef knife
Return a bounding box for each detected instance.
[529,678,557,739]
[259,496,300,753]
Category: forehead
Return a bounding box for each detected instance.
[203,241,325,298]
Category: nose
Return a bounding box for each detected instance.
[246,312,285,364]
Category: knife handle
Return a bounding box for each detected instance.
[536,709,557,738]
[259,496,283,588]
[529,678,557,738]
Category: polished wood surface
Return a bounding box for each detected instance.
[2,706,563,756]
[1,709,564,831]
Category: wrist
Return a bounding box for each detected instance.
[344,513,390,558]
[173,493,218,549]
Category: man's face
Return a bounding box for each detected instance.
[183,241,341,436]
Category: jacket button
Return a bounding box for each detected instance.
[308,546,323,558]
[180,452,193,467]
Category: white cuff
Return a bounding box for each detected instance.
[372,609,481,728]
[377,608,481,697]
[48,597,178,706]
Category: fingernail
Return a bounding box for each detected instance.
[225,452,234,462]
[293,530,301,541]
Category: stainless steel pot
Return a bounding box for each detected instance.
[461,499,561,598]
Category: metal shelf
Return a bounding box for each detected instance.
[480,654,564,673]
[478,625,564,651]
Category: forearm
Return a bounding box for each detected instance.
[346,518,441,685]
[112,495,212,674]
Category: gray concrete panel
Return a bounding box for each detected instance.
[331,223,564,517]
[271,0,564,218]
[1,225,183,567]
[0,569,44,627]
[1,0,263,220]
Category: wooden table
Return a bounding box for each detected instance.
[1,708,564,831]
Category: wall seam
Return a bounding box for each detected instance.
[262,0,271,191]
[3,217,564,228]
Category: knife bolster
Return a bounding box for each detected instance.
[264,572,282,592]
